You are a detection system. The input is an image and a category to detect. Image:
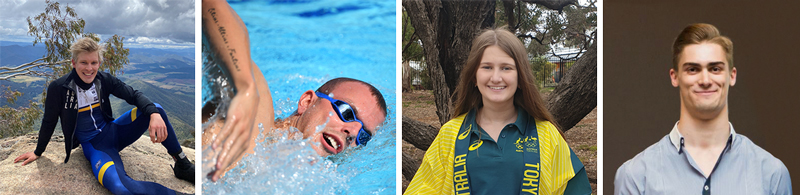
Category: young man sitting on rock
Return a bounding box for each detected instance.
[14,37,195,195]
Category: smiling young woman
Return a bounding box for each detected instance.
[404,28,592,195]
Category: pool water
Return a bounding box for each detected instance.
[201,0,396,194]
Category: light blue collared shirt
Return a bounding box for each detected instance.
[615,122,792,195]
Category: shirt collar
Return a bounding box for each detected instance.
[511,107,528,134]
[469,106,529,136]
[669,121,737,152]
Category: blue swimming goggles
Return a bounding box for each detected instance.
[315,91,372,146]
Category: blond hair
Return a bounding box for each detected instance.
[70,37,104,64]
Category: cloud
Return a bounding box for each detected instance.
[123,36,193,49]
[0,0,194,46]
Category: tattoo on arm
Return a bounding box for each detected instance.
[208,8,241,72]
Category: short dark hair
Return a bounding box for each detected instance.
[316,77,388,117]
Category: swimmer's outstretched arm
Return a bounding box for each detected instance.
[202,0,260,182]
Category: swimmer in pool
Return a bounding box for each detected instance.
[201,0,388,181]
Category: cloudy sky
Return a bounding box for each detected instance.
[0,0,194,49]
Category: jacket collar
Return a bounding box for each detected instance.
[62,69,102,92]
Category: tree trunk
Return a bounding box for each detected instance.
[502,1,517,31]
[402,150,422,181]
[545,42,597,131]
[401,116,439,151]
[402,61,411,92]
[404,0,450,125]
[438,1,495,97]
[404,0,495,125]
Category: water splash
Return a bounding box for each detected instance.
[202,126,350,195]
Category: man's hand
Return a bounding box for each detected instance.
[149,113,168,143]
[212,85,258,181]
[14,152,40,166]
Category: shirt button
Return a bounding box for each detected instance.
[704,185,709,190]
[501,134,506,138]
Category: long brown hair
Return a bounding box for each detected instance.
[451,27,561,131]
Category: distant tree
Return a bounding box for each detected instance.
[402,10,424,92]
[0,0,129,138]
[499,0,597,58]
[0,86,41,138]
[402,10,424,63]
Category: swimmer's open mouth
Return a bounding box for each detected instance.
[322,133,343,154]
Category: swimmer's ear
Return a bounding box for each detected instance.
[297,90,316,114]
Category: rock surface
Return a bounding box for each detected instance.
[0,133,195,194]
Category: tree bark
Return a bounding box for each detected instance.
[502,1,517,31]
[401,116,439,151]
[520,0,577,12]
[404,0,495,125]
[402,150,422,181]
[402,61,411,92]
[545,42,597,131]
[438,1,495,97]
[404,0,451,125]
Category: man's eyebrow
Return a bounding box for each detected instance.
[708,61,726,66]
[682,62,701,67]
[682,61,726,67]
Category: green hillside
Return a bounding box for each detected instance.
[110,78,195,148]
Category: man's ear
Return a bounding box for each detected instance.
[729,67,737,86]
[670,68,679,87]
[296,90,316,114]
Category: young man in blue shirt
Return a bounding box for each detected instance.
[615,23,792,195]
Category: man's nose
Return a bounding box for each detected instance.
[698,69,712,87]
[339,121,363,145]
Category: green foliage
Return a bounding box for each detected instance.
[495,1,597,56]
[495,1,549,56]
[560,4,597,49]
[578,144,597,152]
[102,34,130,76]
[27,0,86,70]
[0,86,42,139]
[530,56,555,88]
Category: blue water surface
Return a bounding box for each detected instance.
[202,0,396,194]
